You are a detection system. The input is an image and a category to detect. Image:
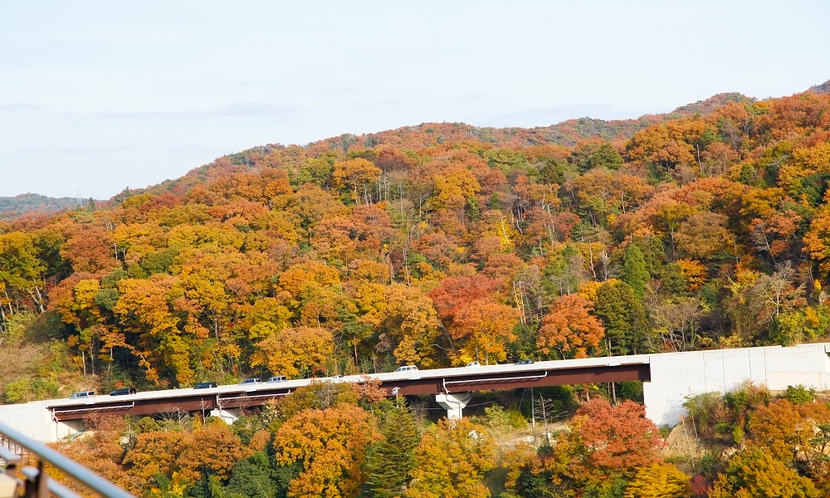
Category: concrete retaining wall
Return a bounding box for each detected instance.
[0,400,80,442]
[644,343,830,427]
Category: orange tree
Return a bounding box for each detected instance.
[520,399,664,496]
[537,293,604,359]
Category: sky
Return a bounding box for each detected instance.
[1,1,828,200]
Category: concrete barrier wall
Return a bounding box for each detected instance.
[0,400,79,442]
[644,343,830,427]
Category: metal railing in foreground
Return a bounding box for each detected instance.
[0,422,134,498]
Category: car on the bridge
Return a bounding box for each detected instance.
[194,382,218,389]
[465,361,481,367]
[516,359,534,365]
[239,378,261,385]
[110,387,136,396]
[267,376,287,383]
[395,365,418,372]
[69,391,95,399]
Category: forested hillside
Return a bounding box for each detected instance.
[1,87,829,394]
[2,84,830,496]
[0,193,89,220]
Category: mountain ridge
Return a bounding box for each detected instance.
[2,80,825,216]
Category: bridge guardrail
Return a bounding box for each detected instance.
[0,421,134,498]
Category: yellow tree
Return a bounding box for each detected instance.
[405,418,495,498]
[122,430,189,493]
[113,274,190,385]
[251,326,334,378]
[276,381,359,421]
[428,164,481,211]
[382,283,443,367]
[173,248,234,343]
[111,221,168,268]
[50,276,110,376]
[0,231,46,312]
[238,296,292,342]
[624,463,691,497]
[174,247,279,377]
[452,300,518,365]
[279,183,350,240]
[274,404,380,498]
[165,222,244,251]
[710,448,819,498]
[332,158,382,204]
[277,261,343,327]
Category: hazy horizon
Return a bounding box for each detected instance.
[2,1,827,199]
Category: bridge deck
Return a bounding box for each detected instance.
[45,355,652,421]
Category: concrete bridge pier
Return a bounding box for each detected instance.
[436,393,472,420]
[209,408,240,424]
[59,419,84,439]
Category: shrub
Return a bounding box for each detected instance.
[3,379,31,403]
[785,384,815,404]
[684,382,770,443]
[479,404,527,430]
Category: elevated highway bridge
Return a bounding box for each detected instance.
[3,342,830,442]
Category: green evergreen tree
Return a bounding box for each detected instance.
[364,401,421,498]
[571,142,624,172]
[631,236,665,277]
[659,263,687,297]
[225,451,276,498]
[595,281,647,355]
[623,244,649,298]
[272,466,301,498]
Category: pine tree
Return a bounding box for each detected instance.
[364,401,421,498]
[623,244,649,298]
[225,451,277,498]
[595,281,647,355]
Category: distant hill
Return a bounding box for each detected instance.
[0,193,89,220]
[143,90,761,198]
[808,79,830,95]
[668,92,755,116]
[8,79,830,210]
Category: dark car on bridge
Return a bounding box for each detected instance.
[194,382,218,389]
[516,359,534,365]
[110,387,136,396]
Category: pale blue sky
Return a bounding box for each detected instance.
[1,1,828,199]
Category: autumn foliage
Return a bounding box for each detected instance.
[1,88,830,391]
[537,294,604,359]
[5,81,830,496]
